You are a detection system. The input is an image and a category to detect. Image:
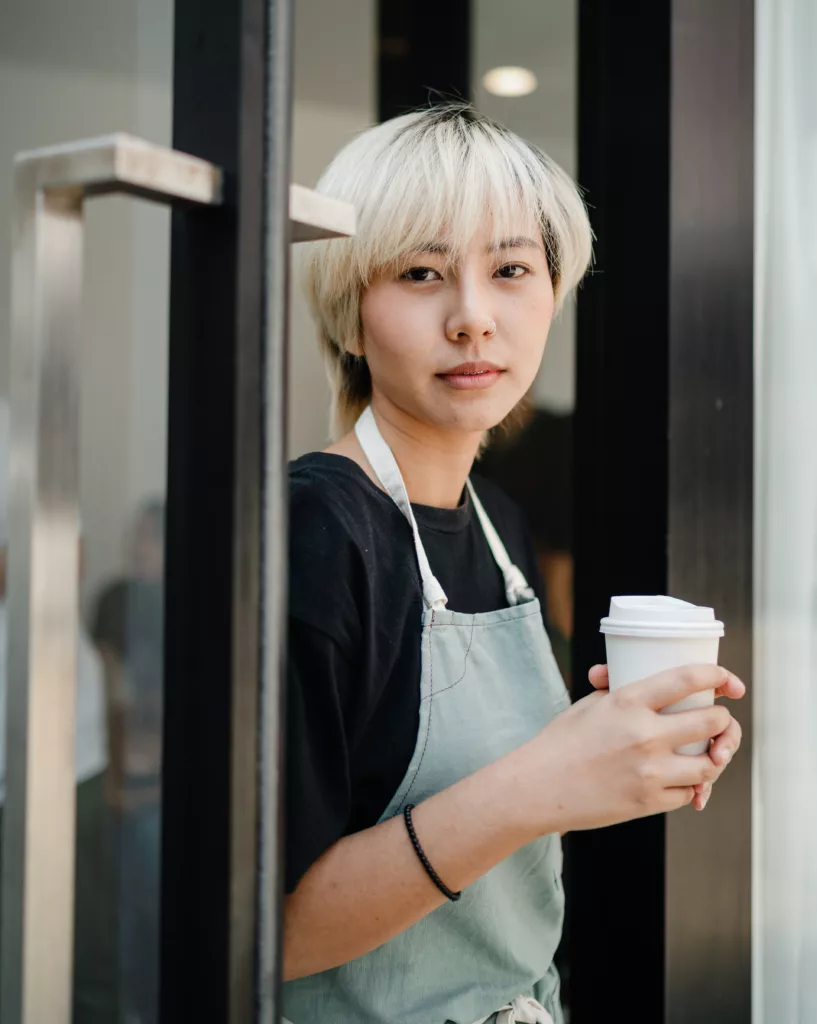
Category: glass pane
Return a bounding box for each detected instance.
[0,0,173,1019]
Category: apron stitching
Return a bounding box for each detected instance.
[401,610,436,807]
[429,606,541,629]
[420,616,476,703]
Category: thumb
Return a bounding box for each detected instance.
[588,664,609,690]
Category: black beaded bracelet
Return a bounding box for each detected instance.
[403,803,462,902]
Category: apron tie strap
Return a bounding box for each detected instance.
[473,994,554,1024]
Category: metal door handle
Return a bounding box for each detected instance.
[2,134,222,1024]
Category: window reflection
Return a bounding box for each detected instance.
[90,500,165,1024]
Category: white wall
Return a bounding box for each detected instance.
[754,0,817,1019]
[473,0,579,413]
[0,0,172,610]
[288,0,376,458]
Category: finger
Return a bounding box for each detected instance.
[709,716,742,767]
[622,664,738,712]
[714,674,747,701]
[588,665,609,691]
[693,781,713,811]
[662,786,696,813]
[661,704,732,747]
[662,753,721,788]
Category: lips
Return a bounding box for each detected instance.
[436,361,505,391]
[438,361,503,377]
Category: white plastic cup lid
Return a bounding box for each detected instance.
[599,595,724,639]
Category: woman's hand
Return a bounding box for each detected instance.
[510,663,746,835]
[283,663,745,980]
[587,664,743,811]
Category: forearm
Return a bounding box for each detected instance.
[283,744,550,981]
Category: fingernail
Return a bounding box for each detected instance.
[701,796,709,810]
[721,748,733,766]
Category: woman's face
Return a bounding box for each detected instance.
[359,219,555,436]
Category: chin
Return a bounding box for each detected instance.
[430,392,520,435]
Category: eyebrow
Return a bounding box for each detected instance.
[487,236,544,254]
[413,236,544,257]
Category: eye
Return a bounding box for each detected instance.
[400,266,442,283]
[495,263,530,280]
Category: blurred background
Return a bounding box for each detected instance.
[0,0,814,1021]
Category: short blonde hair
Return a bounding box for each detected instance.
[302,104,593,439]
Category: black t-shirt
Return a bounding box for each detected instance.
[285,453,547,893]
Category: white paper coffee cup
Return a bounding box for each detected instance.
[600,596,725,755]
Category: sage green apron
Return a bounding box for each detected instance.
[283,406,570,1024]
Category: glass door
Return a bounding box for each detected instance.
[0,2,354,1022]
[0,6,178,1021]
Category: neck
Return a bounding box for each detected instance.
[369,397,481,508]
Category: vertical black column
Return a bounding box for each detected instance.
[161,0,268,1019]
[572,2,754,1022]
[665,3,753,1021]
[378,0,471,121]
[571,5,671,1021]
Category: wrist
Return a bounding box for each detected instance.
[481,739,565,845]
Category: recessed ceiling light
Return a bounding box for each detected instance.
[482,66,538,98]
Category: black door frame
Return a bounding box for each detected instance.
[160,0,293,1020]
[378,0,471,121]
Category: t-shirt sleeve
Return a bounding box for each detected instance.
[285,618,354,893]
[284,473,366,893]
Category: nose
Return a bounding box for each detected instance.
[444,288,497,344]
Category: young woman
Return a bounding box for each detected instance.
[283,106,744,1024]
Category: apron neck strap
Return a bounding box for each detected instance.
[465,479,536,606]
[355,406,447,610]
[354,406,535,609]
